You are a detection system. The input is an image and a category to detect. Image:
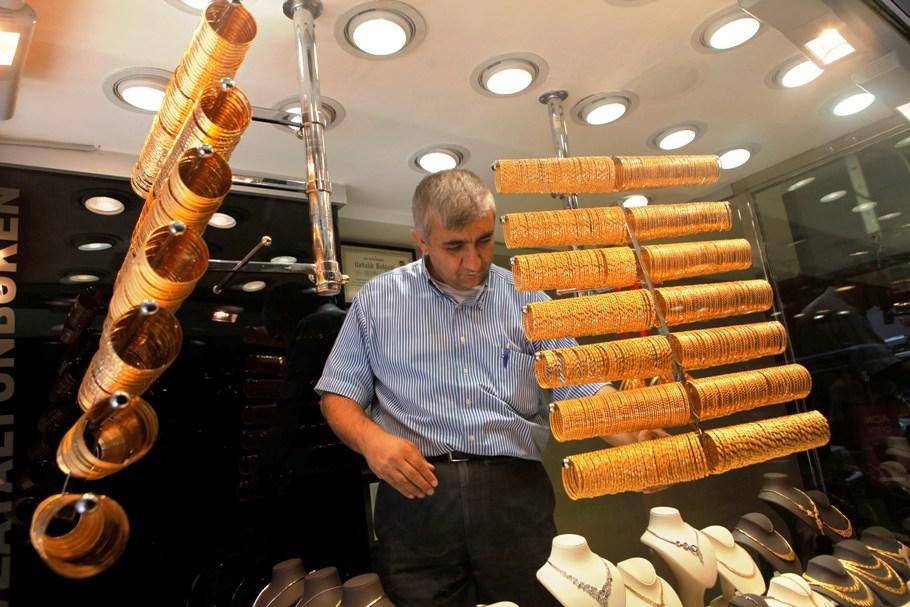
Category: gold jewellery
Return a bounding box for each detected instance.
[763,488,824,533]
[867,543,910,570]
[841,557,906,596]
[733,527,797,562]
[822,506,853,538]
[802,573,875,607]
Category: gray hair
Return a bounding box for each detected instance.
[411,169,496,238]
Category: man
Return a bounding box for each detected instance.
[316,169,648,606]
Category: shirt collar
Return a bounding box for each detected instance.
[419,257,490,306]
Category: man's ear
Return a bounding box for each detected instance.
[411,228,430,257]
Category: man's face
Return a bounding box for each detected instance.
[412,210,495,290]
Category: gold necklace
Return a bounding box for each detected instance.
[867,543,910,570]
[718,554,758,578]
[842,558,906,595]
[764,489,824,533]
[626,580,664,607]
[802,573,875,607]
[735,527,797,562]
[822,505,853,538]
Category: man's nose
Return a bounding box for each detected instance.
[462,245,482,270]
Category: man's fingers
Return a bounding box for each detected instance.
[401,459,436,496]
[404,452,438,490]
[385,468,428,499]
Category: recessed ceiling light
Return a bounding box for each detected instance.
[83,195,125,215]
[836,310,850,316]
[102,67,172,114]
[879,212,902,221]
[834,285,856,292]
[241,280,267,293]
[622,195,649,208]
[64,272,100,284]
[410,145,469,174]
[77,241,113,252]
[805,29,855,65]
[718,148,752,170]
[270,255,298,264]
[572,93,634,126]
[813,313,826,320]
[211,309,238,323]
[335,1,426,59]
[787,177,815,192]
[819,190,846,203]
[274,96,345,132]
[852,201,877,213]
[793,313,806,319]
[208,212,237,229]
[895,135,910,148]
[849,250,871,256]
[831,91,875,117]
[654,125,700,151]
[702,12,761,50]
[776,58,824,88]
[471,53,548,97]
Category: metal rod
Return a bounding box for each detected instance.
[540,90,580,211]
[119,300,159,346]
[212,236,272,294]
[284,0,343,296]
[150,221,187,268]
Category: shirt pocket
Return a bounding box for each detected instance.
[494,348,543,418]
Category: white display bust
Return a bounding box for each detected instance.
[766,572,835,607]
[618,557,683,607]
[640,507,717,607]
[702,525,766,598]
[537,534,626,607]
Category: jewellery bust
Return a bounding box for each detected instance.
[537,534,626,607]
[253,558,308,607]
[618,557,683,607]
[702,525,765,598]
[802,555,881,607]
[340,573,393,607]
[861,527,910,580]
[766,572,833,607]
[641,507,717,607]
[733,512,802,577]
[834,540,908,607]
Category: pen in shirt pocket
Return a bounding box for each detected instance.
[501,347,510,368]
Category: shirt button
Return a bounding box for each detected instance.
[468,434,475,442]
[459,335,466,344]
[466,399,472,407]
[463,367,469,374]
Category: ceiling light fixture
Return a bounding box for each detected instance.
[471,53,548,97]
[211,309,238,323]
[71,234,119,252]
[241,280,267,293]
[102,67,172,113]
[83,195,126,216]
[834,285,855,292]
[851,201,877,213]
[63,272,100,284]
[572,93,635,126]
[775,57,824,88]
[805,29,855,65]
[270,255,298,264]
[718,147,752,170]
[853,52,910,123]
[621,195,649,208]
[819,190,846,203]
[738,0,855,67]
[787,176,815,191]
[653,124,700,151]
[273,96,345,133]
[208,212,237,229]
[77,242,113,252]
[335,1,426,59]
[701,10,761,50]
[831,90,875,117]
[879,212,902,221]
[848,250,870,256]
[410,144,469,174]
[0,1,36,120]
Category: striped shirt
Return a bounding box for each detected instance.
[315,258,600,461]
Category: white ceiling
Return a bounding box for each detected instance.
[1,0,907,247]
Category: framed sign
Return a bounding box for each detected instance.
[340,243,416,304]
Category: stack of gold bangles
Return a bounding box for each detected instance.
[493,155,720,194]
[669,321,788,370]
[131,0,255,197]
[550,363,811,441]
[562,411,830,498]
[521,279,772,340]
[501,201,732,248]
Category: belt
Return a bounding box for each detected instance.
[425,451,517,464]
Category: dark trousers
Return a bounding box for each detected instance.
[373,457,560,607]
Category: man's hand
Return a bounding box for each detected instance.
[362,429,438,499]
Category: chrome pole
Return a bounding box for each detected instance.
[539,90,580,210]
[283,0,343,295]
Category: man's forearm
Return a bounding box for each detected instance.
[320,392,382,454]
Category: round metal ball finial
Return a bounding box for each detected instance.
[75,494,100,515]
[539,90,568,104]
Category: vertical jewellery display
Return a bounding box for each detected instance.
[30,0,258,578]
[494,154,830,499]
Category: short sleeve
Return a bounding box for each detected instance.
[314,297,376,408]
